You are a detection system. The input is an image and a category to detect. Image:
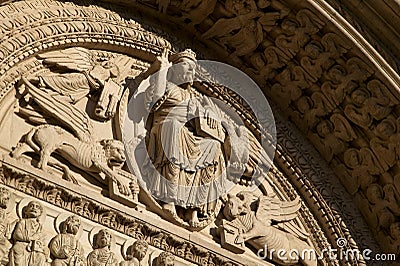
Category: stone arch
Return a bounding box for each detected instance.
[0,0,397,265]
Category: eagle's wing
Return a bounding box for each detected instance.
[37,47,94,72]
[23,77,94,142]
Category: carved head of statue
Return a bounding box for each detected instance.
[0,187,10,209]
[23,200,43,219]
[327,65,346,83]
[343,148,360,169]
[156,251,175,266]
[90,62,119,88]
[366,184,384,204]
[94,229,113,249]
[316,120,333,138]
[390,222,400,240]
[100,139,126,168]
[222,193,250,221]
[350,88,369,106]
[62,215,81,235]
[296,96,313,114]
[305,41,322,59]
[128,239,148,261]
[168,49,196,86]
[376,118,397,140]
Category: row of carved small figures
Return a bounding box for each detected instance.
[0,187,174,266]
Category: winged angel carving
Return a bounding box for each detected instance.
[221,192,317,266]
[11,47,134,195]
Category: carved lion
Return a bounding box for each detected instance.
[11,125,129,194]
[222,192,318,266]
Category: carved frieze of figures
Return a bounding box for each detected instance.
[309,113,356,162]
[275,9,324,60]
[88,229,118,266]
[300,40,334,82]
[180,0,217,26]
[0,187,14,262]
[336,147,383,195]
[344,79,398,129]
[370,117,400,171]
[9,200,48,266]
[300,33,350,82]
[389,222,400,253]
[219,192,316,266]
[49,215,85,266]
[356,184,400,231]
[322,58,373,111]
[290,92,333,132]
[246,46,288,82]
[270,65,310,109]
[120,239,148,266]
[202,0,290,57]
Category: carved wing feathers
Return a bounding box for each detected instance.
[256,196,301,222]
[23,77,94,142]
[275,220,310,241]
[202,18,241,39]
[37,47,94,72]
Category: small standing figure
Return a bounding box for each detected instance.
[120,239,148,266]
[0,187,13,261]
[88,229,118,266]
[9,200,48,266]
[155,252,175,266]
[49,215,85,266]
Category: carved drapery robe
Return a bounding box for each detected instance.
[143,83,227,215]
[9,218,47,266]
[87,247,118,266]
[49,233,85,266]
[39,72,99,104]
[0,210,12,261]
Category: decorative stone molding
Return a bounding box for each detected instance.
[0,0,393,265]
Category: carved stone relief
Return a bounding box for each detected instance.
[88,229,118,266]
[120,239,148,266]
[49,215,85,266]
[0,187,14,263]
[132,0,400,253]
[9,200,48,266]
[219,192,317,266]
[0,0,393,265]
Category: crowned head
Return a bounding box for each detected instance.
[169,49,196,64]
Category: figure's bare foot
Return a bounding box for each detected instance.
[163,202,177,218]
[189,209,199,227]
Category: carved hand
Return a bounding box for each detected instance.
[155,48,172,69]
[129,181,140,195]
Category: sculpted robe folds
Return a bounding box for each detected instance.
[9,218,47,266]
[143,82,227,215]
[49,233,85,266]
[87,248,118,266]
